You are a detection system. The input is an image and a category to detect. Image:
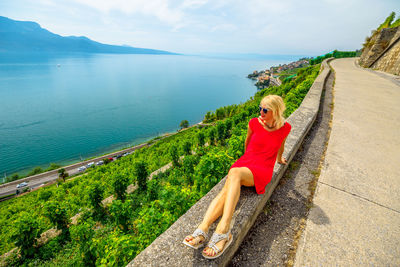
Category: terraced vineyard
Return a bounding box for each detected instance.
[1,64,320,266]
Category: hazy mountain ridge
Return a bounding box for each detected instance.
[0,16,175,55]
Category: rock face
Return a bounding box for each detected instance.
[359,26,400,75]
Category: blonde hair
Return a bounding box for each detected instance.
[260,95,286,129]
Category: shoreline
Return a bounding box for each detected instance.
[0,120,205,185]
[1,53,280,181]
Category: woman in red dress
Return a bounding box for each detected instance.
[183,95,292,259]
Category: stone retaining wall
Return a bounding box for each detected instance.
[359,26,400,75]
[371,27,400,75]
[127,58,333,267]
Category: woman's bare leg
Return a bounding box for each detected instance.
[203,167,254,256]
[185,181,228,245]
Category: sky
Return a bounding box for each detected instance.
[1,0,399,56]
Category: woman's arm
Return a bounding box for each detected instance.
[277,137,288,164]
[244,124,253,152]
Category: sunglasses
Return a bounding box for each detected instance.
[259,106,269,113]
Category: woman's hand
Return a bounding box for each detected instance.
[277,157,287,165]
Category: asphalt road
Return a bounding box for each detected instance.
[0,143,148,198]
[0,123,201,199]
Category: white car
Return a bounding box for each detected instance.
[96,160,104,166]
[16,182,28,188]
[78,166,87,172]
[87,162,95,168]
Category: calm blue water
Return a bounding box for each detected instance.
[0,53,298,176]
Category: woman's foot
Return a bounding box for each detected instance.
[202,231,232,258]
[183,226,208,249]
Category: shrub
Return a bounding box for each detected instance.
[38,189,53,202]
[193,147,232,194]
[109,199,133,231]
[208,127,216,145]
[96,230,137,266]
[27,167,43,177]
[146,179,160,201]
[133,161,148,192]
[70,219,96,266]
[182,155,199,185]
[169,145,180,167]
[196,131,205,147]
[11,212,42,259]
[43,201,70,241]
[88,182,105,220]
[216,121,226,144]
[111,174,130,202]
[182,140,192,155]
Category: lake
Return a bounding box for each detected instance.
[0,53,298,177]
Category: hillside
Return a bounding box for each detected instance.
[0,16,175,55]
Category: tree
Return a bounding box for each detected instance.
[134,161,148,192]
[43,201,70,241]
[180,120,189,129]
[11,212,42,259]
[58,168,69,182]
[111,174,130,202]
[169,144,180,167]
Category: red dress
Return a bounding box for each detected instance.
[230,117,291,194]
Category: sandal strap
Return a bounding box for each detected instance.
[209,232,229,244]
[207,231,230,253]
[210,244,220,254]
[192,228,208,239]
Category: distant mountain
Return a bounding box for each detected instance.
[0,16,176,55]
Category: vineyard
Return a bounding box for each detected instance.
[0,63,320,266]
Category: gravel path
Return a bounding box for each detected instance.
[228,69,334,267]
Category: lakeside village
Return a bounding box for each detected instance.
[248,58,310,89]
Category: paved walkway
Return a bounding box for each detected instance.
[294,58,400,266]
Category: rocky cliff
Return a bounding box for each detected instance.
[359,26,400,75]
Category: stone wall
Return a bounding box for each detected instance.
[127,58,333,267]
[371,28,400,75]
[359,26,400,75]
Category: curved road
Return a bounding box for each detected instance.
[295,58,400,265]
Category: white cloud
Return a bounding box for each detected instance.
[72,0,185,26]
[181,0,209,9]
[3,0,398,54]
[210,23,237,32]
